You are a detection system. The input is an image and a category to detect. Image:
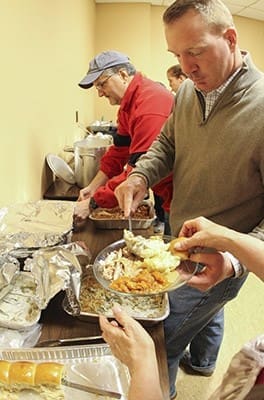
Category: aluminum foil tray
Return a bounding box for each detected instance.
[0,272,41,329]
[0,245,87,330]
[89,200,155,230]
[0,344,129,399]
[0,200,75,235]
[63,267,170,327]
[0,200,75,257]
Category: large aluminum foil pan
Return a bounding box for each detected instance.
[0,344,129,400]
[0,200,75,257]
[63,266,170,327]
[89,200,155,230]
[0,244,89,330]
[0,271,41,329]
[0,255,19,297]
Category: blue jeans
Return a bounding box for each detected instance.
[164,274,248,397]
[187,307,224,372]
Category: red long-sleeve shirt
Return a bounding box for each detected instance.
[93,72,174,211]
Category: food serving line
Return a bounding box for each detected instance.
[37,218,170,400]
[0,200,190,398]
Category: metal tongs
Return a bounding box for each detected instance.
[61,378,122,398]
[36,335,104,347]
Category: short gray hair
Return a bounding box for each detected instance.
[104,63,136,77]
[163,0,234,34]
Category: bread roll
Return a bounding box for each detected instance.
[35,362,64,385]
[169,237,189,260]
[0,361,64,387]
[0,361,11,384]
[9,361,36,385]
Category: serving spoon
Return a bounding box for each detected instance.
[128,214,132,232]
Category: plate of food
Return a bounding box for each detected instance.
[92,230,201,296]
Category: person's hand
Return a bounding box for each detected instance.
[99,305,155,373]
[174,216,232,252]
[186,251,234,291]
[78,186,93,201]
[100,305,163,400]
[72,199,91,230]
[114,175,148,217]
[169,216,236,290]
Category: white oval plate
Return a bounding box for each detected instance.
[46,153,75,185]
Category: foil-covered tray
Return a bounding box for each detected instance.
[0,200,75,234]
[89,200,155,230]
[0,344,129,399]
[0,255,19,299]
[63,266,170,326]
[0,200,75,257]
[0,244,90,330]
[0,272,41,329]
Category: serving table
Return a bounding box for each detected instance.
[37,219,170,399]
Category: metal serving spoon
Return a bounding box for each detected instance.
[128,214,132,232]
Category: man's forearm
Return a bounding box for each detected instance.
[88,170,109,194]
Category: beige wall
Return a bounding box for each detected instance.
[0,0,95,207]
[94,3,153,122]
[94,3,171,122]
[234,15,264,68]
[1,1,264,208]
[94,5,264,122]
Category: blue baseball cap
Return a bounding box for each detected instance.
[79,50,130,89]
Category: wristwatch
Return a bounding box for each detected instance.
[89,197,98,209]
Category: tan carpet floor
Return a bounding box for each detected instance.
[176,273,264,399]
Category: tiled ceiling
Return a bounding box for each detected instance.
[95,0,264,22]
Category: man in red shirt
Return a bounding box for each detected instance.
[74,50,174,231]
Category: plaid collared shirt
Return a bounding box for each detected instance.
[199,68,241,119]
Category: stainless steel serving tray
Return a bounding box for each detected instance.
[0,344,129,399]
[63,267,170,327]
[89,200,155,230]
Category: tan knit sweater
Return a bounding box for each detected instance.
[134,53,264,236]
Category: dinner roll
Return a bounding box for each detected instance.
[169,237,189,260]
[0,361,11,384]
[0,361,64,387]
[9,361,36,385]
[35,362,64,386]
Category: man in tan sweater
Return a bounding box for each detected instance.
[114,0,264,398]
